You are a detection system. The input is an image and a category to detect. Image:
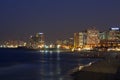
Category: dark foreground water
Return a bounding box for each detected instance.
[0,48,100,80]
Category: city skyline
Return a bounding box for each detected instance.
[1,27,120,52]
[0,26,120,43]
[0,0,120,41]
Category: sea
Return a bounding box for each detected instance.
[0,48,101,80]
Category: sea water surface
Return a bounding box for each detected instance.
[0,48,100,80]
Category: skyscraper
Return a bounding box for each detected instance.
[74,32,86,48]
[86,28,100,47]
[108,28,120,40]
[99,31,108,40]
[28,33,45,49]
[36,33,45,45]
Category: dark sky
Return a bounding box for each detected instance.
[0,0,120,42]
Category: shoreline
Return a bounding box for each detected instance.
[70,53,120,80]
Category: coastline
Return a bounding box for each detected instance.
[71,53,120,80]
[0,48,120,80]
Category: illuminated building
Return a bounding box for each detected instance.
[54,38,74,50]
[100,40,120,48]
[99,27,120,49]
[63,40,69,45]
[2,40,26,48]
[68,38,74,48]
[29,33,45,49]
[74,33,79,48]
[86,28,100,47]
[108,27,120,40]
[74,32,86,48]
[56,40,62,45]
[99,32,108,40]
[36,33,45,45]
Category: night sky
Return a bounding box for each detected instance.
[0,0,120,42]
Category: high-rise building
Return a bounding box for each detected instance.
[28,33,45,49]
[74,33,79,48]
[36,33,45,45]
[74,32,86,48]
[99,31,108,40]
[86,28,100,47]
[108,28,120,40]
[99,28,120,48]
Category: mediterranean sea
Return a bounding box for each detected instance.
[0,48,100,80]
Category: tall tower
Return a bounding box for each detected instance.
[74,33,79,48]
[74,32,86,48]
[86,28,99,47]
[28,32,45,49]
[36,33,45,46]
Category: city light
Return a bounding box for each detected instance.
[111,27,119,30]
[57,45,61,49]
[38,33,43,34]
[0,27,120,52]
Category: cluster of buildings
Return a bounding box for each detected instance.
[74,27,120,51]
[0,40,26,48]
[26,32,73,50]
[27,27,120,51]
[1,27,120,51]
[26,33,45,49]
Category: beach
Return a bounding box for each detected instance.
[71,53,120,80]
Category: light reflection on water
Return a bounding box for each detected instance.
[38,52,63,80]
[35,51,99,80]
[0,49,101,80]
[39,61,62,80]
